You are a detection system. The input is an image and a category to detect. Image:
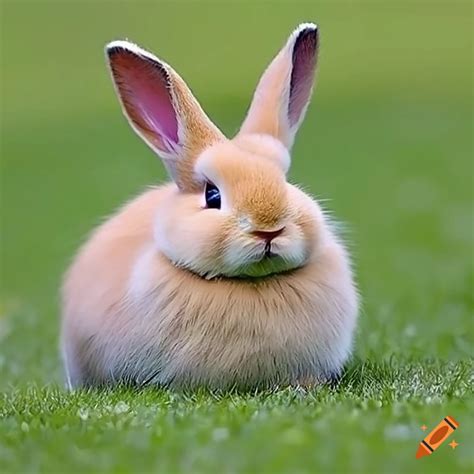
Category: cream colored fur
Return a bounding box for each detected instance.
[61,23,359,390]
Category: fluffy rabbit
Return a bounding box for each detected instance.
[61,23,358,391]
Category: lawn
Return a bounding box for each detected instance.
[1,1,473,473]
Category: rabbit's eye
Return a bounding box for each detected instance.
[205,182,221,209]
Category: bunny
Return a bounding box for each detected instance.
[61,23,358,391]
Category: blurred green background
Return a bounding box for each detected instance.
[0,1,472,473]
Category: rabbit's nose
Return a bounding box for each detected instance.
[251,227,285,242]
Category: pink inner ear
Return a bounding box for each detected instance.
[289,27,318,127]
[109,47,179,153]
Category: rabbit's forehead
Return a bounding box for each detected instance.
[195,141,286,187]
[195,139,289,177]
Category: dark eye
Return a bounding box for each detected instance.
[205,182,221,209]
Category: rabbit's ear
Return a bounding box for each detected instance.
[106,41,224,191]
[239,24,319,150]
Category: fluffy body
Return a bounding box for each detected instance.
[62,184,357,390]
[61,23,359,390]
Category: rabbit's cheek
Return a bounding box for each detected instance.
[152,196,233,278]
[221,239,263,268]
[272,236,307,266]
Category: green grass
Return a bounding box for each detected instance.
[1,361,473,473]
[1,1,473,473]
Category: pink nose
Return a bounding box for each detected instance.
[251,227,285,242]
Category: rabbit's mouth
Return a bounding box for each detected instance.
[263,245,279,260]
[191,236,308,280]
[199,235,310,279]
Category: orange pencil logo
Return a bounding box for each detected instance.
[416,416,459,459]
